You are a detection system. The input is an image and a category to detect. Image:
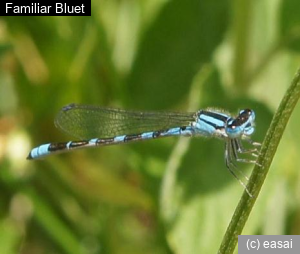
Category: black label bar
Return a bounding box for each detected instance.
[2,0,91,16]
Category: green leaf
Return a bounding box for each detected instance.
[126,0,229,109]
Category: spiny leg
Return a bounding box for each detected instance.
[225,140,252,197]
[230,140,250,181]
[231,139,239,160]
[244,137,262,148]
[234,139,262,167]
[235,139,260,157]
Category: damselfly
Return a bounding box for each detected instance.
[27,103,261,196]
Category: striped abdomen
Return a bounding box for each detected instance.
[27,126,194,160]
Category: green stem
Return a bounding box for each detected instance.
[218,67,300,254]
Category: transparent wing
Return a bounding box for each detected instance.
[55,104,196,139]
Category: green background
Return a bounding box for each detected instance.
[1,0,300,253]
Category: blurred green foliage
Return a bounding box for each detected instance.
[0,0,300,253]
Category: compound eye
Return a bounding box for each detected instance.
[239,109,252,116]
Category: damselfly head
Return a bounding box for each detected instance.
[225,109,256,138]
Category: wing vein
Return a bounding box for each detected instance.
[55,104,196,139]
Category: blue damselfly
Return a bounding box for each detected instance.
[28,103,261,196]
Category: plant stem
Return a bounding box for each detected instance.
[218,67,300,254]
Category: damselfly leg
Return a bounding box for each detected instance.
[224,138,261,197]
